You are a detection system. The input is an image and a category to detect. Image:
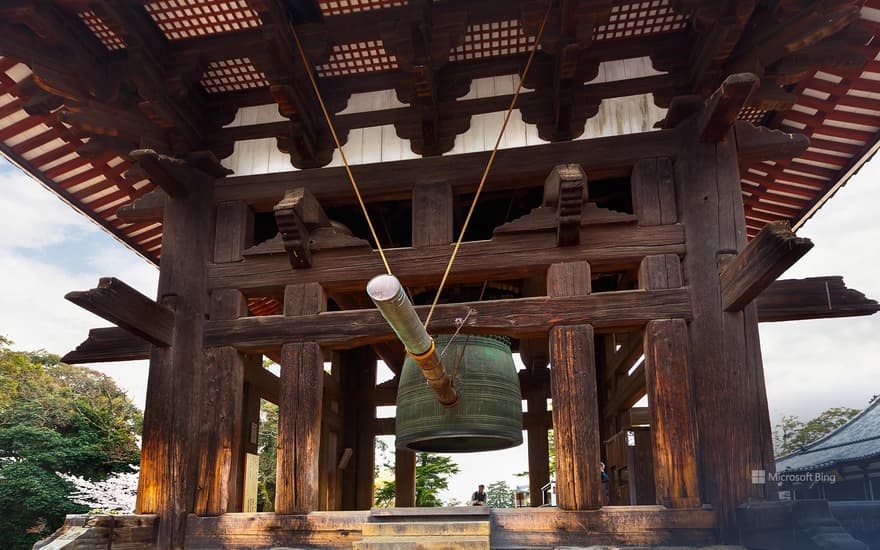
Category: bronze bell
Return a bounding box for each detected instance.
[396,334,524,453]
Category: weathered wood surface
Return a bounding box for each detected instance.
[548,262,602,511]
[639,254,700,509]
[734,120,810,167]
[524,365,551,507]
[34,514,158,550]
[276,282,325,514]
[209,223,686,295]
[276,341,324,514]
[699,73,758,142]
[204,288,692,350]
[644,319,701,508]
[395,449,417,507]
[757,276,880,322]
[720,221,813,311]
[338,347,378,511]
[121,129,681,222]
[61,327,150,364]
[412,181,454,247]
[489,507,717,548]
[213,201,254,264]
[631,157,676,226]
[184,511,370,549]
[136,170,215,549]
[65,277,174,347]
[675,114,775,539]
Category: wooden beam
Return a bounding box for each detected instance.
[734,120,809,167]
[394,450,416,507]
[65,277,174,347]
[62,327,150,364]
[244,359,281,405]
[720,221,813,311]
[603,361,646,419]
[757,276,880,322]
[412,182,454,248]
[699,73,759,143]
[211,223,686,295]
[204,288,691,351]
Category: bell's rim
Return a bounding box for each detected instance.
[396,428,523,453]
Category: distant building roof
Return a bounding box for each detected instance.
[776,398,880,473]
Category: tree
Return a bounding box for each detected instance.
[774,406,860,457]
[257,401,278,512]
[0,338,142,549]
[374,452,460,507]
[486,480,515,508]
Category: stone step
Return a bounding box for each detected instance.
[353,535,490,550]
[362,520,490,538]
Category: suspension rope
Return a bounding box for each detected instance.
[423,2,553,330]
[290,22,392,275]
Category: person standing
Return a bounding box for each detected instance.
[470,484,487,506]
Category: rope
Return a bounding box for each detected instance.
[423,2,553,329]
[289,22,392,275]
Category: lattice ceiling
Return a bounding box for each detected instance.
[144,0,262,40]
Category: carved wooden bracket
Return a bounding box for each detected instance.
[273,188,333,268]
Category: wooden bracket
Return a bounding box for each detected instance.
[734,120,810,167]
[757,276,880,322]
[65,277,175,346]
[544,164,587,246]
[130,149,231,198]
[274,188,331,268]
[699,73,759,142]
[62,327,151,364]
[719,221,813,311]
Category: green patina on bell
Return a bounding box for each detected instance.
[396,334,523,453]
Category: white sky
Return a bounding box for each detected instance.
[1,153,878,505]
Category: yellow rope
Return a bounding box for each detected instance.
[290,22,393,275]
[424,3,553,330]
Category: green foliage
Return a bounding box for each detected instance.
[486,480,515,508]
[0,338,141,549]
[374,452,460,507]
[774,406,861,457]
[257,401,278,512]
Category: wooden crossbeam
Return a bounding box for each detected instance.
[603,361,646,420]
[720,221,813,311]
[118,128,682,223]
[61,327,150,364]
[210,223,685,295]
[699,73,759,142]
[204,288,691,351]
[65,278,174,346]
[757,276,880,322]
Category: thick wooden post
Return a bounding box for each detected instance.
[675,117,776,537]
[547,262,602,510]
[527,391,551,507]
[395,449,417,507]
[412,181,454,247]
[639,254,701,508]
[339,347,378,510]
[136,170,215,549]
[275,282,326,513]
[196,201,255,516]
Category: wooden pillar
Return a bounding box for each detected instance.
[526,389,551,507]
[412,181,454,247]
[639,257,701,509]
[240,373,262,512]
[339,347,377,510]
[275,283,325,513]
[136,171,215,549]
[395,449,417,507]
[196,201,255,516]
[547,261,602,510]
[674,118,776,537]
